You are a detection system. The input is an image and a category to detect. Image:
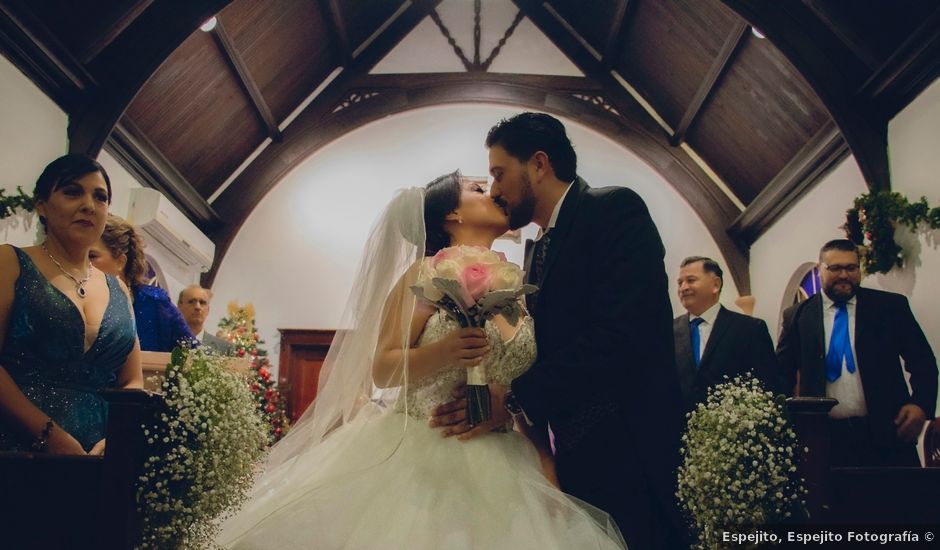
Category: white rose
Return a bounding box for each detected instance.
[435,259,461,280]
[490,263,523,290]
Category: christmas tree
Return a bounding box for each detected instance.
[216,301,289,444]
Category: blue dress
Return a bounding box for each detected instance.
[133,284,196,352]
[0,246,136,452]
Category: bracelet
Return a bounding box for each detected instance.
[31,418,54,452]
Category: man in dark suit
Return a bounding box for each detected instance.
[433,113,687,549]
[777,239,937,467]
[178,285,236,355]
[673,256,780,410]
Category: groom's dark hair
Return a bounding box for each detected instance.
[423,171,462,257]
[485,112,577,181]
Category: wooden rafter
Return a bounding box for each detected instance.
[670,20,747,146]
[0,0,95,111]
[859,5,940,120]
[719,0,890,193]
[511,0,750,294]
[317,0,351,65]
[728,120,848,247]
[106,118,220,228]
[67,0,233,156]
[80,0,154,63]
[602,0,630,67]
[427,5,473,71]
[211,19,282,142]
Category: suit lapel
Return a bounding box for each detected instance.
[803,294,827,394]
[853,288,869,376]
[524,238,536,310]
[538,178,586,289]
[698,306,729,372]
[674,315,697,396]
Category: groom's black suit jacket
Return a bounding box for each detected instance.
[673,306,781,411]
[512,178,685,541]
[777,288,937,447]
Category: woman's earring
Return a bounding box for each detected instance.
[458,216,463,224]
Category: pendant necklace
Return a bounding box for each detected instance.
[42,242,92,298]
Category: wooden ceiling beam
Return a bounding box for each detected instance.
[0,0,96,111]
[67,0,233,157]
[80,0,154,64]
[106,118,221,228]
[211,19,282,142]
[511,0,750,295]
[203,73,752,293]
[719,0,890,193]
[859,5,940,121]
[670,20,747,146]
[728,120,848,247]
[317,0,352,65]
[601,0,631,68]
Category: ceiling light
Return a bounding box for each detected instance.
[751,26,765,39]
[200,17,218,32]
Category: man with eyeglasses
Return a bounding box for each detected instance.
[177,285,235,355]
[777,239,937,467]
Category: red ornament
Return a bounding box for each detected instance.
[251,349,258,356]
[258,366,269,378]
[265,403,276,413]
[238,348,246,357]
[264,389,274,400]
[250,382,260,393]
[274,427,282,435]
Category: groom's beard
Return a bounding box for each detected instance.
[507,172,537,230]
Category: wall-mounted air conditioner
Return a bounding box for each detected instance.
[127,188,215,272]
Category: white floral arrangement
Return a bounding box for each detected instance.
[677,374,807,549]
[136,346,268,549]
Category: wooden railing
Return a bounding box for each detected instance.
[0,389,162,549]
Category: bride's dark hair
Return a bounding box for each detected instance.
[423,171,461,257]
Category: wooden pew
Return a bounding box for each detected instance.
[0,389,162,549]
[788,397,940,524]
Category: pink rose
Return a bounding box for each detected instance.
[460,263,492,307]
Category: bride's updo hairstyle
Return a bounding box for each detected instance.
[423,170,461,257]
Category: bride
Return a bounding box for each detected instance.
[216,172,626,549]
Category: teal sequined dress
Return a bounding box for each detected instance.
[0,246,136,452]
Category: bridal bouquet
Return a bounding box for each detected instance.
[411,245,536,425]
[677,374,807,549]
[136,346,268,549]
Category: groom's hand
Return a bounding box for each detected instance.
[430,384,511,440]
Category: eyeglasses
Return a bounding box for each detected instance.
[183,299,209,306]
[822,263,859,275]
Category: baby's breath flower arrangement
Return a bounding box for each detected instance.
[136,346,268,549]
[677,374,807,549]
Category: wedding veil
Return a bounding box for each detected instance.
[266,186,425,468]
[217,188,426,542]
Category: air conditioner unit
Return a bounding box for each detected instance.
[127,188,215,272]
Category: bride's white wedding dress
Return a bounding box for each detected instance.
[217,310,626,549]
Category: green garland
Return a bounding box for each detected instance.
[844,191,940,275]
[0,187,34,219]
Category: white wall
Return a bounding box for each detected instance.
[0,53,67,246]
[751,77,940,420]
[211,104,737,370]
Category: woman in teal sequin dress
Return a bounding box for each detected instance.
[0,154,142,455]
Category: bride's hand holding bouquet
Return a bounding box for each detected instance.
[411,245,536,426]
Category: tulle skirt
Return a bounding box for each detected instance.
[217,407,626,549]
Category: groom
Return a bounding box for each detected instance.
[433,113,687,549]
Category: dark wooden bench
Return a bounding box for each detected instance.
[0,389,162,549]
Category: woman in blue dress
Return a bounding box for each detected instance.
[0,154,142,455]
[89,214,196,352]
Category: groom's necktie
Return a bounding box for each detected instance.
[826,302,856,382]
[528,230,551,311]
[690,317,705,369]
